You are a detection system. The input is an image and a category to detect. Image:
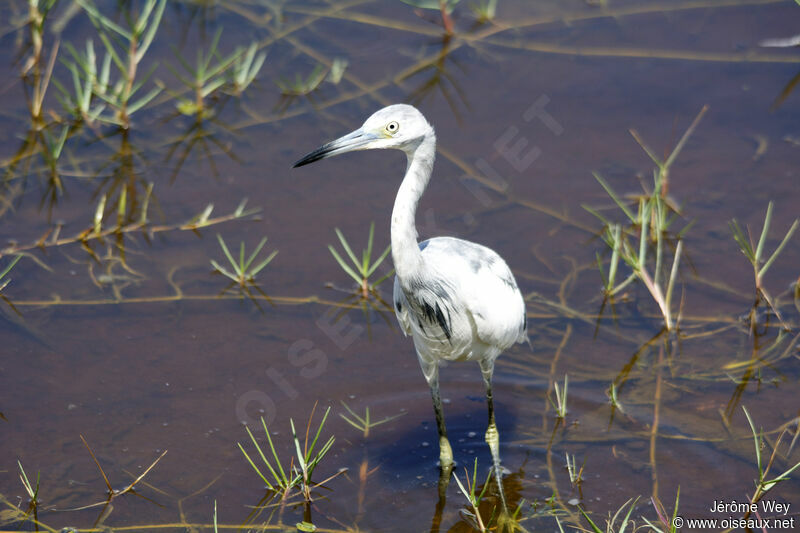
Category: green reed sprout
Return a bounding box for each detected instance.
[23,0,59,74]
[239,418,297,498]
[587,108,707,330]
[328,222,393,298]
[452,457,493,532]
[742,406,800,519]
[17,460,40,520]
[238,405,337,503]
[339,401,405,438]
[579,497,638,533]
[276,64,327,96]
[40,124,68,180]
[0,256,23,294]
[643,489,681,533]
[730,201,798,324]
[548,375,568,419]
[211,234,278,287]
[607,382,624,413]
[290,406,337,502]
[167,28,242,117]
[55,40,108,124]
[565,453,584,487]
[77,0,166,128]
[472,0,498,22]
[229,42,267,95]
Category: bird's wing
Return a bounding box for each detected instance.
[393,276,413,336]
[420,237,527,351]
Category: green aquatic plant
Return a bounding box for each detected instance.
[453,457,493,532]
[328,222,393,298]
[0,255,22,294]
[291,405,337,502]
[339,401,405,438]
[606,381,624,413]
[22,39,58,126]
[77,0,166,128]
[578,497,638,533]
[55,39,108,124]
[565,453,584,488]
[238,405,337,503]
[73,434,167,520]
[166,28,242,117]
[229,41,267,95]
[472,0,498,22]
[602,200,683,330]
[211,234,278,287]
[742,406,800,519]
[213,500,219,533]
[730,201,798,325]
[548,375,568,419]
[16,460,40,522]
[22,0,59,74]
[276,63,327,96]
[588,108,706,330]
[643,488,680,533]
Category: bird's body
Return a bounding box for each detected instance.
[294,104,527,506]
[393,236,527,375]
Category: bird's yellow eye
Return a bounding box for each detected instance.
[386,121,400,134]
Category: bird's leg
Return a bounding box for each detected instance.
[421,357,454,469]
[430,380,454,468]
[480,358,508,512]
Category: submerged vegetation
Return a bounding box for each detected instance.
[1,0,799,531]
[328,222,393,299]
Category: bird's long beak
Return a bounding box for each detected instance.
[293,128,378,168]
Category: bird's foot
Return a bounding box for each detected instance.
[438,435,454,468]
[485,423,500,457]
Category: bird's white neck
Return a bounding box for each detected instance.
[391,131,436,286]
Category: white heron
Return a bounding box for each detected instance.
[293,104,528,501]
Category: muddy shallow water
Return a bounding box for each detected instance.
[1,0,799,531]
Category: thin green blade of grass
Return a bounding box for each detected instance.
[592,172,636,222]
[250,250,278,277]
[307,406,332,461]
[664,240,682,318]
[639,199,651,269]
[629,128,663,168]
[730,219,755,261]
[365,245,391,278]
[334,228,361,270]
[759,219,798,279]
[663,105,708,170]
[237,441,275,490]
[135,0,166,62]
[595,251,609,288]
[127,86,161,114]
[78,0,133,41]
[215,235,240,277]
[290,418,306,472]
[363,222,375,275]
[0,256,22,281]
[328,245,362,285]
[340,401,367,427]
[742,406,763,477]
[581,203,614,227]
[260,417,290,485]
[755,201,774,264]
[371,267,396,288]
[578,506,604,533]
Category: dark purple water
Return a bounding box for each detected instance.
[1,0,798,531]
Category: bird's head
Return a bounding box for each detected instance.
[293,104,434,168]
